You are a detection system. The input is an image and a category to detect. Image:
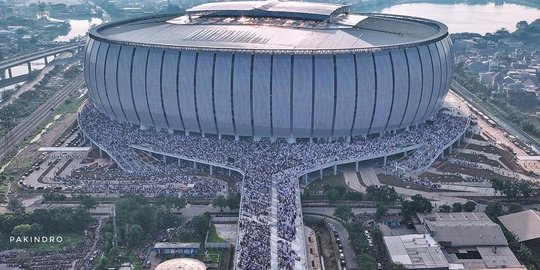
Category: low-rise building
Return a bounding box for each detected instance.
[384,234,449,270]
[413,212,526,270]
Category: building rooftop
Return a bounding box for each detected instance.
[425,220,508,247]
[498,210,540,242]
[153,242,201,249]
[155,258,206,270]
[418,212,508,247]
[384,234,449,269]
[89,1,447,54]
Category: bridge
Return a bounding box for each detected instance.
[0,42,85,88]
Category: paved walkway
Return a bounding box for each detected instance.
[358,166,380,186]
[343,171,365,193]
[304,226,322,270]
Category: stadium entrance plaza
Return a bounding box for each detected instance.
[14,94,540,269]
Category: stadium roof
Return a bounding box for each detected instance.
[89,1,448,54]
[186,1,349,20]
[498,210,540,242]
[383,234,449,269]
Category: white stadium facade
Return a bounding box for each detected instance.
[84,0,453,141]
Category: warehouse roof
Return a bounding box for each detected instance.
[384,234,449,269]
[498,210,540,242]
[89,1,447,54]
[425,220,508,247]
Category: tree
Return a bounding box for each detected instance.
[439,204,452,213]
[12,224,32,236]
[401,194,433,218]
[334,205,354,222]
[374,205,388,221]
[371,228,383,243]
[212,195,227,212]
[366,185,398,202]
[485,202,504,219]
[516,20,528,30]
[326,189,340,204]
[126,224,143,247]
[226,194,240,210]
[490,179,504,195]
[463,201,476,212]
[452,202,463,212]
[191,214,210,238]
[388,262,408,270]
[79,195,98,209]
[7,198,24,214]
[357,254,376,270]
[507,203,523,213]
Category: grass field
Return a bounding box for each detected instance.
[207,225,226,243]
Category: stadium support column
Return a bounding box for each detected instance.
[177,158,182,167]
[457,138,461,147]
[235,135,240,141]
[319,169,323,180]
[228,169,232,177]
[162,155,166,163]
[355,161,359,172]
[383,156,387,166]
[448,145,453,154]
[404,150,407,157]
[27,62,31,73]
[193,162,197,169]
[333,165,337,176]
[440,151,444,159]
[99,148,103,158]
[303,174,308,185]
[210,165,213,175]
[7,68,12,79]
[44,57,48,65]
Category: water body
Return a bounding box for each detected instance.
[380,3,540,34]
[54,17,103,42]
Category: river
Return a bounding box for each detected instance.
[54,17,103,42]
[380,2,540,34]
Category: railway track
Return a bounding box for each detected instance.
[0,73,85,162]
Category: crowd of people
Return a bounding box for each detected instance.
[447,158,480,168]
[55,163,228,199]
[78,103,469,270]
[395,173,442,189]
[0,221,99,270]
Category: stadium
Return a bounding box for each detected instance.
[84,0,453,141]
[79,2,466,270]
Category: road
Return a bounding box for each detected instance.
[0,74,85,161]
[305,213,357,270]
[0,43,84,71]
[451,80,540,153]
